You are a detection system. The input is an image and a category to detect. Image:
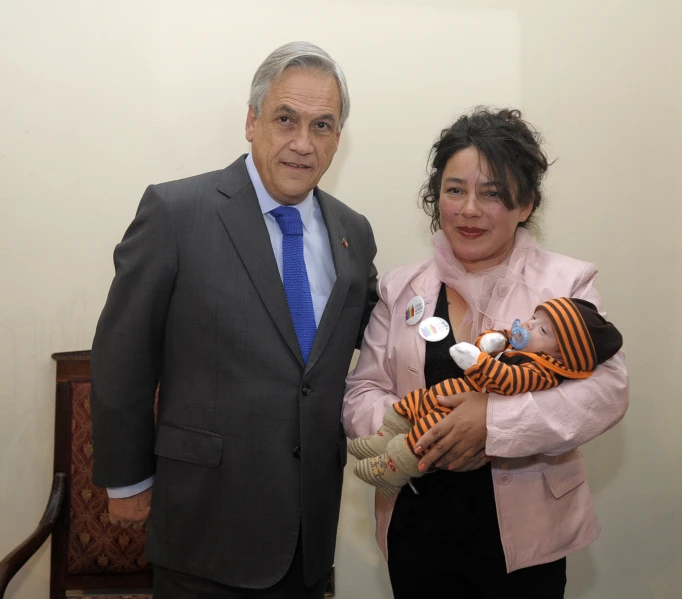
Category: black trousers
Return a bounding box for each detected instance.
[388,554,566,599]
[388,532,566,599]
[153,529,326,599]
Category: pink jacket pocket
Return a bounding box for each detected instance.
[542,452,587,498]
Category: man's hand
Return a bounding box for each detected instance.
[108,487,152,530]
[414,392,490,472]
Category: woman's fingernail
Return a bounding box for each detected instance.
[418,463,426,472]
[414,445,422,453]
[434,461,441,468]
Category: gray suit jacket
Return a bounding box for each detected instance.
[90,156,378,587]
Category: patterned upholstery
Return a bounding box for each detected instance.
[68,381,151,575]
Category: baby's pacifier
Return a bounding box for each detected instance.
[510,319,530,350]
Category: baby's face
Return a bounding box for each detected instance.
[519,311,562,359]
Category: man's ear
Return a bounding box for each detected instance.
[245,106,257,142]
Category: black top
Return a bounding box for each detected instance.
[389,283,505,561]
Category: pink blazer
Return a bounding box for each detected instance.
[343,230,629,573]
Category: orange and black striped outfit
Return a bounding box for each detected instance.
[394,297,622,454]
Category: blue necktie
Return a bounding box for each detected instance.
[270,206,317,364]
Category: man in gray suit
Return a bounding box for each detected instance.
[90,41,378,598]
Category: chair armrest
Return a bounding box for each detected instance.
[0,473,67,597]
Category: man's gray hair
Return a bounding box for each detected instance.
[249,41,350,130]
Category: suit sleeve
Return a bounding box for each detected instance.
[356,215,378,349]
[90,185,178,488]
[486,264,629,457]
[344,278,400,438]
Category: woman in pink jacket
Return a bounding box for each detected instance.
[343,107,629,598]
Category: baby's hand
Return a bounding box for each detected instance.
[449,342,481,370]
[478,332,507,354]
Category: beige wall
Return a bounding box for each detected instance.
[1,1,680,597]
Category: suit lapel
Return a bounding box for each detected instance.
[305,190,350,373]
[216,157,304,366]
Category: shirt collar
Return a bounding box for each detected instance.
[245,153,314,232]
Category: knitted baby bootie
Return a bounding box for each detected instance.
[354,434,422,498]
[348,408,412,460]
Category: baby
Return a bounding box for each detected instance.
[348,297,622,498]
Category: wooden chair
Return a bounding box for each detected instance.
[0,351,152,598]
[0,473,66,597]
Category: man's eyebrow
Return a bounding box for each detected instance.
[274,104,337,125]
[274,104,298,117]
[316,113,337,123]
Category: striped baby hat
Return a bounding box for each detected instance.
[536,297,622,376]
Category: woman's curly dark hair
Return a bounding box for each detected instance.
[419,107,550,233]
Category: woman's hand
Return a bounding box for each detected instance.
[414,391,490,472]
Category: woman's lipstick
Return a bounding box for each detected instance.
[457,226,486,239]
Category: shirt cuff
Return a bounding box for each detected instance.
[106,476,154,499]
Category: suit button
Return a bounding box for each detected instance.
[484,317,494,329]
[302,385,311,396]
[293,447,301,459]
[498,285,509,297]
[498,474,511,486]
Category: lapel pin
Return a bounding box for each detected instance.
[341,238,348,248]
[405,296,425,325]
[418,317,450,342]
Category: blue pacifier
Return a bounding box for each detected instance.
[510,319,530,350]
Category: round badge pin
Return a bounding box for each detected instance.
[405,296,425,325]
[418,317,450,342]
